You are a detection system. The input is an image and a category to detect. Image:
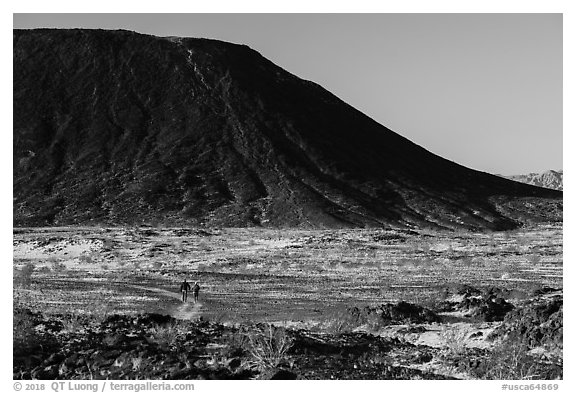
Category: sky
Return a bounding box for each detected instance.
[13,13,563,175]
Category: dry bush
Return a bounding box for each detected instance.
[526,254,541,264]
[410,291,448,310]
[90,302,113,323]
[440,326,469,356]
[502,260,522,278]
[317,306,359,334]
[13,308,57,358]
[131,355,144,371]
[89,286,115,323]
[78,254,95,264]
[61,314,85,334]
[13,308,39,353]
[397,258,416,269]
[14,262,35,288]
[149,321,183,348]
[50,259,67,272]
[197,241,213,252]
[475,341,559,380]
[473,257,487,268]
[418,242,431,252]
[460,257,474,268]
[241,323,293,371]
[101,238,116,250]
[208,310,235,325]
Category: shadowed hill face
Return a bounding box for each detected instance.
[13,29,562,229]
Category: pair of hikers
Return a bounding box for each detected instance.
[180,279,200,303]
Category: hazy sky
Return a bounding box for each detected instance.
[13,13,562,175]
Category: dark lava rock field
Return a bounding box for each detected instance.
[13,287,563,380]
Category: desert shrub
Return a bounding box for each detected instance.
[440,326,469,356]
[473,257,487,268]
[318,306,361,334]
[13,308,58,359]
[90,301,113,323]
[89,286,116,323]
[526,254,541,264]
[481,342,538,379]
[13,308,40,354]
[419,258,435,269]
[149,320,183,348]
[365,311,386,333]
[50,259,67,272]
[418,242,431,252]
[505,244,520,253]
[101,238,116,250]
[411,291,448,311]
[505,288,530,301]
[197,241,213,252]
[473,340,561,380]
[78,254,94,264]
[60,314,85,334]
[362,260,379,269]
[131,355,144,371]
[208,311,236,325]
[14,262,35,288]
[460,257,474,268]
[240,323,293,371]
[397,258,416,269]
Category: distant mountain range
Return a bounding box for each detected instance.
[501,170,563,191]
[13,29,562,229]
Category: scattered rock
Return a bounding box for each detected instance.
[348,301,441,327]
[411,351,433,364]
[464,295,514,322]
[102,333,128,347]
[455,284,482,297]
[490,297,562,348]
[226,357,242,370]
[435,285,514,321]
[531,286,561,297]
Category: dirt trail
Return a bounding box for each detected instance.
[128,284,203,320]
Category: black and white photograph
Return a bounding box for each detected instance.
[10,7,568,386]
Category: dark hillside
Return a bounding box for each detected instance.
[13,29,562,229]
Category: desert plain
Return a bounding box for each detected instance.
[13,224,563,380]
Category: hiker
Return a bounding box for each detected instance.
[192,281,201,303]
[180,279,191,302]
